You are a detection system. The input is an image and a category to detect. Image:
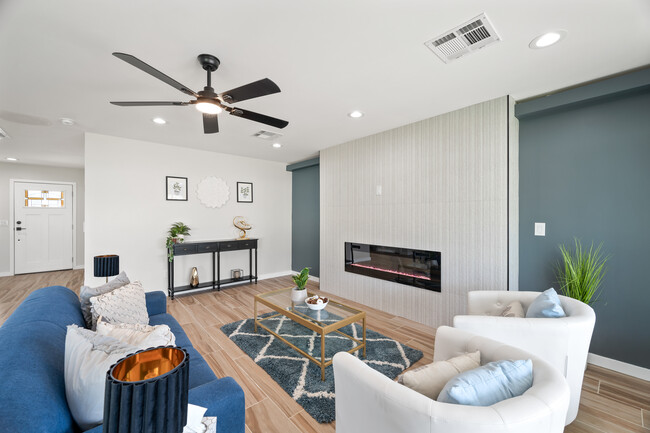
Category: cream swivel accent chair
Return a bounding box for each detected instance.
[453,291,596,425]
[333,326,570,433]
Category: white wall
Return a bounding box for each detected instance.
[0,162,85,275]
[320,96,518,328]
[84,133,292,291]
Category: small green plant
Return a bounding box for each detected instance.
[166,222,191,262]
[292,267,310,290]
[555,238,609,305]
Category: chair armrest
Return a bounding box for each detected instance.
[145,290,167,316]
[467,291,540,315]
[189,377,245,433]
[452,315,570,375]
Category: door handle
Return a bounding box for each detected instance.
[15,227,26,231]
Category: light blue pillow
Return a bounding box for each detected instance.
[437,359,533,406]
[526,287,566,318]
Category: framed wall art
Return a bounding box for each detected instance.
[166,176,188,201]
[237,182,253,203]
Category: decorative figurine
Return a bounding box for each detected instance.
[190,267,199,288]
[233,216,252,239]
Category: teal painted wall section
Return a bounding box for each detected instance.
[290,163,320,277]
[518,75,650,368]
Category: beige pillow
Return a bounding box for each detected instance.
[400,351,481,399]
[64,325,141,430]
[501,301,525,318]
[96,320,175,348]
[78,271,130,328]
[89,281,148,329]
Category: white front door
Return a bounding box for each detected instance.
[14,182,74,274]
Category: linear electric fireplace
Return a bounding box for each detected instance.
[345,242,441,292]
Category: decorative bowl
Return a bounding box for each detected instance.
[305,295,329,310]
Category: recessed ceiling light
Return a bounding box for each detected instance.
[152,117,167,125]
[6,157,18,161]
[60,118,75,126]
[529,30,567,49]
[272,143,282,148]
[348,110,364,118]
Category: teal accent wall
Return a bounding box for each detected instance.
[287,158,319,277]
[517,69,650,368]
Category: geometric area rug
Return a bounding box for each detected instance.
[220,309,423,423]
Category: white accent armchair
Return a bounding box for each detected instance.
[333,326,569,433]
[453,291,596,425]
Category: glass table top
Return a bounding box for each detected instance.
[256,288,364,326]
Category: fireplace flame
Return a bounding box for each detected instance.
[349,263,432,280]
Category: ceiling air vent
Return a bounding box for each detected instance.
[252,130,283,140]
[424,13,501,63]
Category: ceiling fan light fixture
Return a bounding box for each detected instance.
[195,101,223,115]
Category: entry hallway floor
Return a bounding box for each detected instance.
[1,269,648,433]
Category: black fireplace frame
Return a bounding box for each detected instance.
[344,242,441,292]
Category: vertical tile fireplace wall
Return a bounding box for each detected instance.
[320,96,519,328]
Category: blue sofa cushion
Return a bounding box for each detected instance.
[2,286,85,330]
[145,290,167,316]
[0,321,76,433]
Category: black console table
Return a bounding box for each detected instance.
[167,238,258,299]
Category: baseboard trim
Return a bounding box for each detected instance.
[0,271,13,277]
[73,265,85,270]
[259,270,294,280]
[587,353,650,381]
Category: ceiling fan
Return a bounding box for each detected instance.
[110,52,289,134]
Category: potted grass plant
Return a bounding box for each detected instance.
[291,267,310,303]
[555,238,609,305]
[166,222,191,262]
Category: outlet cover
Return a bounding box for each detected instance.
[534,222,546,236]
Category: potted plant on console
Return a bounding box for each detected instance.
[166,222,191,262]
[291,267,310,303]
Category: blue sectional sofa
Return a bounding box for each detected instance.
[0,286,245,433]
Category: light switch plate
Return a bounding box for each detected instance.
[376,185,382,196]
[534,222,546,236]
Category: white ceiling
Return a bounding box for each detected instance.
[1,0,649,168]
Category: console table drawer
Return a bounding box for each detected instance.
[220,241,254,251]
[174,244,197,255]
[197,242,219,252]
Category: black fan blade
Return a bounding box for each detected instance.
[219,78,281,103]
[110,101,189,106]
[203,113,219,134]
[227,107,288,129]
[113,52,198,97]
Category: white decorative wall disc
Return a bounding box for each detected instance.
[196,176,230,208]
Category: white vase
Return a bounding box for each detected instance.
[291,287,307,303]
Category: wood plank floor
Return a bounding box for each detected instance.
[1,270,648,432]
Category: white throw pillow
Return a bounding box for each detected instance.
[400,351,481,399]
[64,325,141,430]
[79,271,130,328]
[96,319,176,348]
[89,281,148,329]
[500,301,525,318]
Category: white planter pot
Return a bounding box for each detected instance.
[291,287,308,303]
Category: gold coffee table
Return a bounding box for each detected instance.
[254,287,366,381]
